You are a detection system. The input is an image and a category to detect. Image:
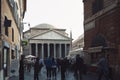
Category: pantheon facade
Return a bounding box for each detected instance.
[23,23,71,58]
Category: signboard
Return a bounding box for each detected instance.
[84,20,95,31]
[10,59,19,77]
[88,46,103,53]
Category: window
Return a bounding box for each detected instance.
[5,26,8,36]
[11,50,15,59]
[4,16,11,36]
[12,28,14,42]
[92,0,103,14]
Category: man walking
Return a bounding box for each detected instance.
[19,55,25,80]
[34,57,40,80]
[44,56,53,80]
[74,54,84,80]
[97,53,109,80]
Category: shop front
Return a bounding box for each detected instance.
[87,46,115,72]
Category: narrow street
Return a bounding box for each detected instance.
[24,66,105,80]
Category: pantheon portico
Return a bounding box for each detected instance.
[23,23,71,58]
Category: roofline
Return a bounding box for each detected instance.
[30,29,71,40]
[30,27,66,31]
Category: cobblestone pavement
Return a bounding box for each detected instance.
[24,66,104,80]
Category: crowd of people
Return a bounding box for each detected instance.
[19,54,86,80]
[19,51,112,80]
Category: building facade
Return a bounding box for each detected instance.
[67,34,85,60]
[23,23,71,58]
[72,34,84,50]
[0,0,26,80]
[83,0,120,79]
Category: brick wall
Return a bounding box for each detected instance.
[84,0,120,49]
[84,0,94,20]
[84,0,115,20]
[84,0,120,79]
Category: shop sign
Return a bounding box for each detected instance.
[88,46,103,53]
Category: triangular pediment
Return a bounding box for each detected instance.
[32,30,70,40]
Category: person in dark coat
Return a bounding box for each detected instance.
[61,58,67,80]
[51,57,57,79]
[44,56,52,80]
[34,57,40,80]
[74,54,84,80]
[19,55,25,80]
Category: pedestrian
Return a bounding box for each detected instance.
[61,58,67,80]
[39,58,44,73]
[64,57,70,75]
[97,51,109,80]
[19,55,25,80]
[56,58,61,72]
[44,56,52,80]
[26,59,32,72]
[34,57,40,80]
[39,58,44,66]
[51,57,57,79]
[74,54,84,80]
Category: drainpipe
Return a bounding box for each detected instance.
[0,0,4,80]
[19,0,23,59]
[0,0,1,33]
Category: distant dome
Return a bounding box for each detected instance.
[34,23,55,29]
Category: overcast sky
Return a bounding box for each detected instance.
[23,0,84,40]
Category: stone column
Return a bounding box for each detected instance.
[65,44,67,57]
[29,43,31,55]
[42,43,44,58]
[54,44,56,58]
[59,44,61,57]
[48,43,50,57]
[36,43,38,57]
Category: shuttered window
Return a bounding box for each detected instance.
[12,28,14,42]
[92,0,103,14]
[5,26,8,36]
